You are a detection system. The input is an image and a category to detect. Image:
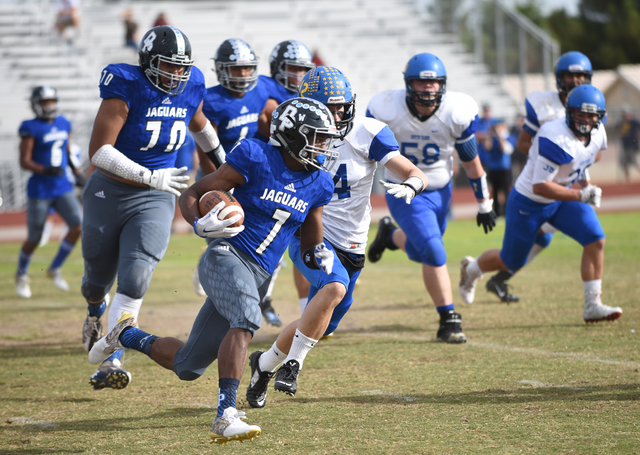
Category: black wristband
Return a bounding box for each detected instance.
[205,144,226,169]
[302,247,319,270]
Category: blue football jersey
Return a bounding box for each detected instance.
[98,63,206,169]
[259,75,294,104]
[201,79,271,152]
[225,138,334,274]
[19,116,73,199]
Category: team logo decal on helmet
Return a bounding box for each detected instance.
[30,85,58,120]
[404,53,447,109]
[138,25,194,96]
[565,85,606,136]
[298,66,356,139]
[269,40,315,92]
[270,97,341,172]
[555,51,593,96]
[214,38,259,93]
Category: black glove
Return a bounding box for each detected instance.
[43,166,65,177]
[74,172,87,188]
[477,210,497,234]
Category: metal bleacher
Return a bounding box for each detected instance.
[0,0,518,210]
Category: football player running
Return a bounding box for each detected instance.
[366,53,496,343]
[245,66,428,407]
[190,38,270,297]
[484,51,594,303]
[82,26,225,390]
[88,97,340,444]
[459,85,621,324]
[15,86,83,298]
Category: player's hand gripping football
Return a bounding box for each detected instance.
[144,166,190,197]
[580,184,602,208]
[379,180,416,204]
[193,201,245,239]
[314,243,334,275]
[476,198,497,234]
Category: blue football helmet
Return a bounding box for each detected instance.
[298,66,356,139]
[30,85,58,119]
[555,51,592,96]
[139,26,194,96]
[269,40,315,92]
[213,39,259,93]
[565,85,606,136]
[270,97,341,172]
[404,53,447,108]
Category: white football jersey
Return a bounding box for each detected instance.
[515,118,607,204]
[523,90,565,135]
[367,89,478,190]
[322,116,400,254]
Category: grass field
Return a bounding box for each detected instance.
[1,212,639,454]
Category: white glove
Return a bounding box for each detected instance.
[379,180,416,204]
[193,201,245,238]
[143,166,190,197]
[314,243,334,275]
[580,184,602,208]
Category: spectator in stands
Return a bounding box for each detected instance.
[55,0,81,38]
[153,12,168,27]
[615,108,640,182]
[478,120,514,217]
[121,8,138,52]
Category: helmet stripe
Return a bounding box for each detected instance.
[170,26,186,56]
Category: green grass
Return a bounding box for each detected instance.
[1,212,639,454]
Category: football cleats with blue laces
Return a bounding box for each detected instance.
[565,85,606,136]
[30,85,58,119]
[138,25,194,96]
[270,97,341,172]
[404,53,447,109]
[214,39,259,93]
[269,40,315,92]
[555,51,592,96]
[298,66,356,138]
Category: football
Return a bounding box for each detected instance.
[198,190,244,228]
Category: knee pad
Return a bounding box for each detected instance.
[416,235,447,267]
[81,279,108,303]
[535,232,554,248]
[177,370,202,381]
[116,260,155,299]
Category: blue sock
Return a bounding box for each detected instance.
[88,300,106,318]
[105,350,124,363]
[50,239,75,270]
[437,304,455,314]
[17,249,32,276]
[120,327,158,356]
[217,378,240,418]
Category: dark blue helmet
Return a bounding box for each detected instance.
[404,53,447,108]
[213,39,259,93]
[565,85,606,136]
[298,66,356,138]
[555,51,592,96]
[269,40,315,92]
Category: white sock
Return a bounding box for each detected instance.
[258,341,286,373]
[108,292,143,332]
[467,258,483,279]
[526,243,545,264]
[284,329,318,369]
[583,279,602,301]
[299,297,308,314]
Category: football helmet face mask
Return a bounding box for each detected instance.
[565,85,606,137]
[269,40,315,92]
[270,97,341,172]
[404,53,447,108]
[138,26,194,96]
[30,85,58,119]
[555,51,592,97]
[298,66,356,139]
[214,39,259,93]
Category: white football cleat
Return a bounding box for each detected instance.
[458,256,480,304]
[583,292,622,323]
[88,311,138,364]
[192,267,206,296]
[15,274,32,298]
[210,407,261,445]
[47,268,69,291]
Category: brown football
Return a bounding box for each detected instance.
[198,190,244,228]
